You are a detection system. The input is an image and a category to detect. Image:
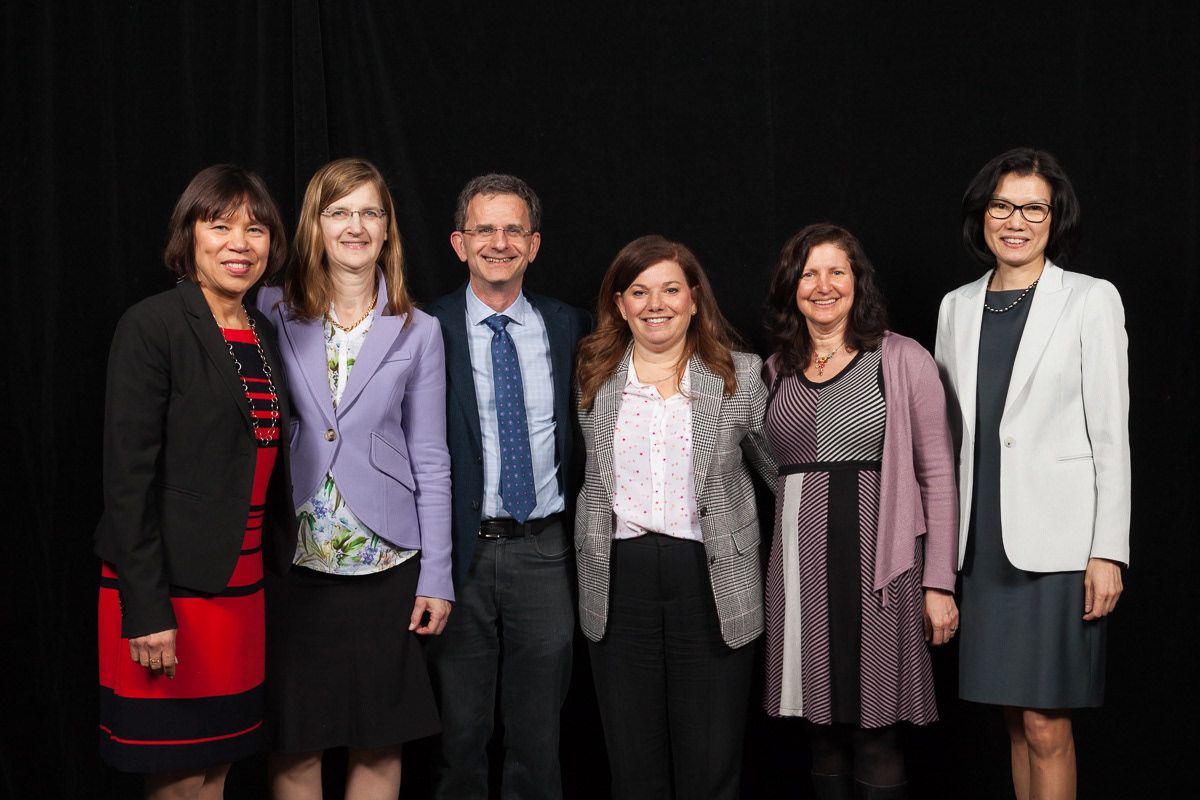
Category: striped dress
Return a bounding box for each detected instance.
[98,325,279,772]
[762,349,937,727]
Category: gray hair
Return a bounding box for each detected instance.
[453,173,543,232]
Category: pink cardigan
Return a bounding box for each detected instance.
[767,332,958,602]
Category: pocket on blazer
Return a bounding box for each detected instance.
[383,350,413,363]
[1055,453,1093,462]
[369,433,416,490]
[732,520,759,554]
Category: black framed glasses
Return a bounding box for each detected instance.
[460,225,533,239]
[987,199,1052,223]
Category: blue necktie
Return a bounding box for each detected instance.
[485,314,536,523]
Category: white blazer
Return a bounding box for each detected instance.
[935,262,1130,572]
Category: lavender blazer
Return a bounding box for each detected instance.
[257,278,454,601]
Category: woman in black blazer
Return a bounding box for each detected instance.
[94,165,293,798]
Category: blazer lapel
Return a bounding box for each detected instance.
[536,296,573,421]
[688,354,724,497]
[336,313,404,416]
[954,272,989,445]
[279,309,336,429]
[530,293,573,488]
[592,347,631,507]
[1003,264,1070,418]
[441,289,484,456]
[179,281,253,432]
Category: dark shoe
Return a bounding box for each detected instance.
[811,772,853,800]
[853,780,907,799]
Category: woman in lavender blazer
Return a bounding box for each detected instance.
[256,158,452,798]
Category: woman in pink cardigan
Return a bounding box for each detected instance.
[761,223,959,800]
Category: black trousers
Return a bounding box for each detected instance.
[588,534,755,800]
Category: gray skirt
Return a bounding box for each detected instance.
[957,521,1106,709]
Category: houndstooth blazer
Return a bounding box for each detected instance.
[574,347,778,649]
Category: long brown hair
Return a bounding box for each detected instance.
[577,235,742,410]
[283,158,412,320]
[765,223,888,378]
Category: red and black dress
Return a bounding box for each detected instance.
[98,325,279,773]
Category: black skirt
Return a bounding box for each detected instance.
[266,556,442,752]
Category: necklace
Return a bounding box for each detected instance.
[813,343,844,377]
[983,276,1039,314]
[326,292,378,333]
[216,306,280,445]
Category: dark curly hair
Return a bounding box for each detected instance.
[765,223,888,378]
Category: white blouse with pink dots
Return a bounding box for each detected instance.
[611,362,702,543]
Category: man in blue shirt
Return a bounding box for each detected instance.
[426,174,591,800]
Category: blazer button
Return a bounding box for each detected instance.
[471,500,480,510]
[699,506,708,517]
[709,555,717,565]
[1003,436,1015,448]
[476,455,483,464]
[325,429,337,442]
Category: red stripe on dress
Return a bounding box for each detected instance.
[221,327,257,343]
[98,591,263,699]
[99,719,262,746]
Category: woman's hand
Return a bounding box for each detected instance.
[410,597,452,636]
[128,628,178,678]
[922,589,959,646]
[1083,558,1124,620]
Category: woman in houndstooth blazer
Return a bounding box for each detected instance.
[574,235,777,800]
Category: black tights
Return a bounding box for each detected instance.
[808,723,906,787]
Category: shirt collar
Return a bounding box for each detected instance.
[626,359,691,398]
[466,284,531,327]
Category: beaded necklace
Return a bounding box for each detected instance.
[216,306,280,445]
[983,275,1039,314]
[813,343,844,377]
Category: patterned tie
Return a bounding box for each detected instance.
[484,314,536,523]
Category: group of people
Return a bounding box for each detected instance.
[95,147,1130,800]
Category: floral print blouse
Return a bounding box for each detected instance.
[293,307,417,575]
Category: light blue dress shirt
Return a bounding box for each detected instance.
[465,285,565,520]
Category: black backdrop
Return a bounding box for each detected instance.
[4,2,1197,798]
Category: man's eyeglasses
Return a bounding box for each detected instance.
[461,225,533,239]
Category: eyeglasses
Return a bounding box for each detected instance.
[460,225,533,239]
[321,208,388,224]
[986,199,1052,223]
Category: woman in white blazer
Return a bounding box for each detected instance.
[935,148,1130,800]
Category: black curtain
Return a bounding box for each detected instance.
[4,2,1196,797]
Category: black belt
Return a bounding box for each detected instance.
[478,512,563,540]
